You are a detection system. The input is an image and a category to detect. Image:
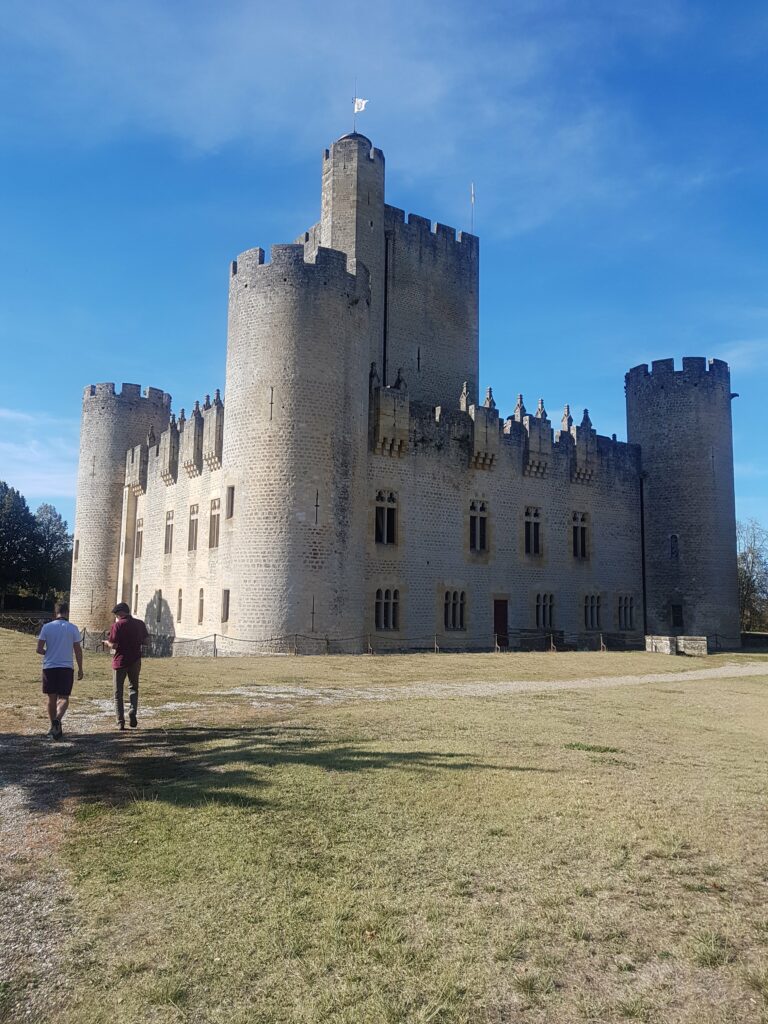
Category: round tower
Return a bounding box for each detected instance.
[70,383,171,632]
[625,357,740,645]
[221,243,371,646]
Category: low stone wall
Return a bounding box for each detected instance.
[645,635,708,656]
[741,632,768,650]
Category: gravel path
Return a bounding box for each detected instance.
[207,660,768,709]
[0,734,79,1023]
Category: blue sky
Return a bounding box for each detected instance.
[0,0,766,532]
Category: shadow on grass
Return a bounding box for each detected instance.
[0,725,555,815]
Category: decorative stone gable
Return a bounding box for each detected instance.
[181,402,204,478]
[202,390,224,471]
[125,442,148,495]
[159,415,180,485]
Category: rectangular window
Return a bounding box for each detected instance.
[525,507,541,555]
[374,588,400,631]
[671,603,684,628]
[135,519,143,560]
[209,498,220,549]
[221,589,230,623]
[188,504,199,551]
[198,588,204,625]
[74,539,79,561]
[177,589,183,623]
[469,500,488,552]
[374,490,397,545]
[572,512,588,559]
[226,486,235,520]
[164,511,174,555]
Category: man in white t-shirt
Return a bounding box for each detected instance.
[36,603,83,740]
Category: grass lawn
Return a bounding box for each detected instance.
[1,628,768,1022]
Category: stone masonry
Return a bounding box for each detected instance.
[69,132,741,650]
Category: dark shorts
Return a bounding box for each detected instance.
[42,668,74,696]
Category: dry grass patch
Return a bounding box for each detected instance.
[1,628,767,1022]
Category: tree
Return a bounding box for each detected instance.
[33,503,73,599]
[0,481,38,609]
[737,519,768,632]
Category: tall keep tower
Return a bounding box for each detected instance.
[70,383,171,632]
[319,132,385,375]
[221,244,371,644]
[625,358,740,644]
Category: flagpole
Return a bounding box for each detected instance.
[352,77,357,132]
[470,182,475,234]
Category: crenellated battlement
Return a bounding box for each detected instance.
[323,132,384,165]
[625,356,730,391]
[384,205,478,253]
[83,382,172,406]
[230,244,370,293]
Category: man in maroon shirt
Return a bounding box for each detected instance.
[104,602,149,730]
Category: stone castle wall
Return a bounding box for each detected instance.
[69,131,740,648]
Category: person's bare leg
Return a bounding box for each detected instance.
[47,693,58,727]
[56,696,69,721]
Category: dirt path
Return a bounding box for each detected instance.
[0,735,79,1023]
[204,660,768,709]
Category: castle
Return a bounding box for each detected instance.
[69,132,741,652]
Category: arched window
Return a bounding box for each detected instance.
[537,594,554,629]
[444,590,467,631]
[198,588,204,625]
[177,589,183,623]
[584,594,601,630]
[383,589,392,629]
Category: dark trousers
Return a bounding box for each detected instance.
[114,661,141,724]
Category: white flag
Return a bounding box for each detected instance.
[353,97,368,114]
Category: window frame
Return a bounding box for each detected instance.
[524,506,542,556]
[374,490,398,546]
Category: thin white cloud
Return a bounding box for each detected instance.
[735,461,768,480]
[0,411,79,500]
[719,340,768,372]
[0,0,692,233]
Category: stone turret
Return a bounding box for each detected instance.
[625,357,739,644]
[319,133,385,379]
[222,243,371,644]
[70,383,171,631]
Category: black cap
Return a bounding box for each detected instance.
[112,602,131,615]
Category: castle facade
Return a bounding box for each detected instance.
[69,132,741,651]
